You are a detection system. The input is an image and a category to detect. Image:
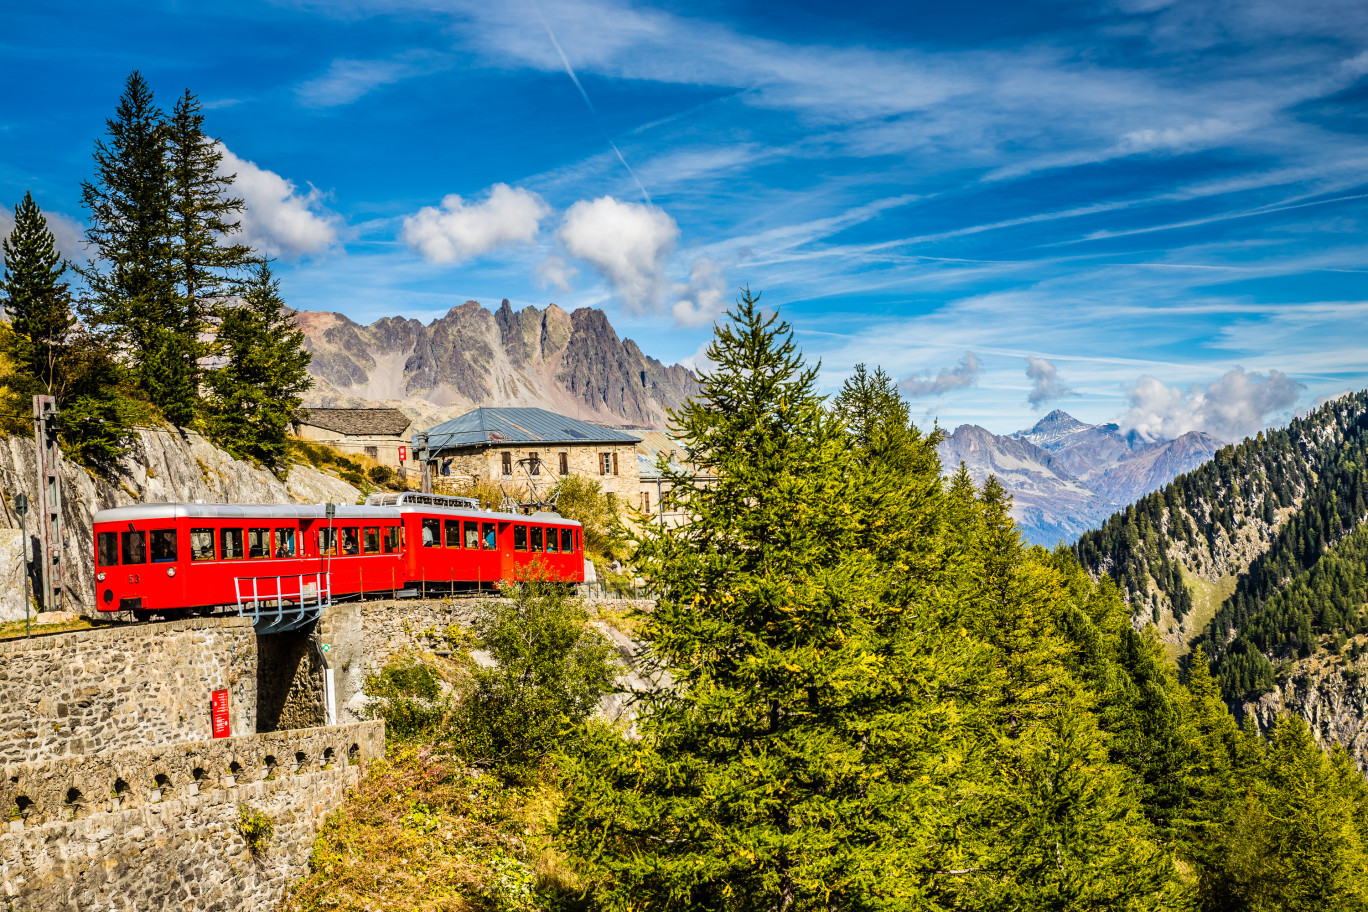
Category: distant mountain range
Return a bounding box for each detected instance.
[938,410,1223,546]
[295,299,698,430]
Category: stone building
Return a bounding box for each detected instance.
[635,429,715,527]
[294,407,414,470]
[418,406,641,502]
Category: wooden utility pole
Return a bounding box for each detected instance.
[33,395,61,611]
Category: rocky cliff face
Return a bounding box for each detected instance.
[0,428,359,623]
[1242,654,1368,764]
[940,411,1223,546]
[296,300,698,429]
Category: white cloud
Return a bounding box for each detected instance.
[1120,367,1304,442]
[671,257,727,327]
[0,203,88,263]
[1026,356,1071,408]
[558,196,678,313]
[296,52,446,107]
[219,146,342,259]
[533,255,578,293]
[402,184,550,265]
[901,351,980,397]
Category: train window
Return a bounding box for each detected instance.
[317,528,337,556]
[464,521,479,549]
[561,528,573,553]
[444,520,461,548]
[421,518,440,547]
[384,526,400,553]
[190,529,214,561]
[363,527,380,554]
[575,529,581,551]
[275,528,296,558]
[339,528,360,556]
[482,523,496,550]
[97,532,119,567]
[248,528,270,559]
[150,529,177,562]
[121,530,147,565]
[530,526,543,551]
[220,528,243,560]
[513,524,527,551]
[546,529,559,553]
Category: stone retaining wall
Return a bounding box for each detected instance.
[0,721,383,911]
[0,618,257,765]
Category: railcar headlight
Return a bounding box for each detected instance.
[167,567,176,577]
[97,571,106,582]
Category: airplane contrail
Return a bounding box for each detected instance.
[532,0,653,206]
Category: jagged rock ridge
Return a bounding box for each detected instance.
[938,410,1223,547]
[296,300,698,429]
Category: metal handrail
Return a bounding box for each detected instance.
[233,572,331,634]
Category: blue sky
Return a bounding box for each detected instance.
[2,0,1366,438]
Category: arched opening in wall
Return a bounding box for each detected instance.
[12,795,33,820]
[294,751,308,773]
[152,774,171,802]
[263,755,278,780]
[228,761,243,781]
[65,788,83,818]
[323,747,336,768]
[348,743,360,765]
[113,778,130,797]
[192,767,207,783]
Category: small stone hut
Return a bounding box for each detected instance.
[294,408,414,470]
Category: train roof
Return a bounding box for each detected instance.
[92,502,398,523]
[364,492,582,526]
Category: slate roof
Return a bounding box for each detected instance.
[297,407,413,437]
[420,407,641,452]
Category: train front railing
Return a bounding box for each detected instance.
[233,572,331,634]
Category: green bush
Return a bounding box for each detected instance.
[367,464,401,489]
[549,474,626,562]
[237,805,274,854]
[365,654,449,742]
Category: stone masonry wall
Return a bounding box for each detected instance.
[437,442,641,501]
[0,618,257,765]
[0,720,384,911]
[256,628,327,733]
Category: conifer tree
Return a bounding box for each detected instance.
[202,264,311,471]
[1,193,132,466]
[78,70,179,411]
[167,88,255,412]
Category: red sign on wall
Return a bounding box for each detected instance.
[398,445,407,462]
[211,689,230,739]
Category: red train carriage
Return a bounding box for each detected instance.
[365,493,585,589]
[92,503,403,616]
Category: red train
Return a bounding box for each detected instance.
[92,492,585,626]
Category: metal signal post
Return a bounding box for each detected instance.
[33,396,61,611]
[13,492,29,637]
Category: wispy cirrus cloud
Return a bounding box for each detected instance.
[296,51,448,107]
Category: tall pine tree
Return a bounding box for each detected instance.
[78,70,180,418]
[1,193,132,466]
[202,264,311,471]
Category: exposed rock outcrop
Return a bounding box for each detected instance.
[296,299,698,429]
[0,428,360,622]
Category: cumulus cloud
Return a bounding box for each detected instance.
[671,256,727,327]
[900,351,980,397]
[558,196,678,313]
[0,203,89,262]
[403,183,550,265]
[1026,356,1071,408]
[533,255,578,293]
[1120,367,1304,443]
[219,146,342,259]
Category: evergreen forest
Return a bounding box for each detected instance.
[293,294,1368,912]
[0,71,311,471]
[1075,390,1368,702]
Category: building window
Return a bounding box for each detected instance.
[600,452,610,475]
[364,445,379,459]
[529,454,541,476]
[502,452,512,476]
[558,452,568,475]
[613,452,619,475]
[642,491,651,513]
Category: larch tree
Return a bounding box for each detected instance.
[201,264,311,472]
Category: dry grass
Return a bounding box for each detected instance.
[282,746,585,912]
[0,615,95,641]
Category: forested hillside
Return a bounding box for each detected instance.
[1075,390,1368,707]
